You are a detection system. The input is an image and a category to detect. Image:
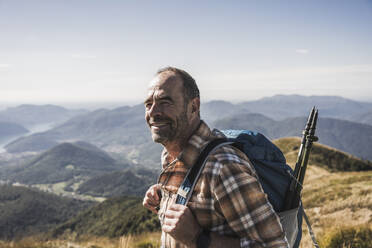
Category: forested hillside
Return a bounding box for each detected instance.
[0,185,93,240]
[51,196,160,238]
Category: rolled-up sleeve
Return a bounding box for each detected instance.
[211,152,289,248]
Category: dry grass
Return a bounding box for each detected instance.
[119,232,161,248]
[298,167,372,248]
[280,141,372,247]
[0,233,162,248]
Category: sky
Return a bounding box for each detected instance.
[0,0,372,107]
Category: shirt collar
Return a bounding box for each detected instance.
[161,120,220,169]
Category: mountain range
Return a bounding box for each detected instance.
[214,114,372,161]
[4,104,162,167]
[2,95,372,168]
[202,95,372,124]
[0,104,87,128]
[238,95,372,123]
[0,122,29,141]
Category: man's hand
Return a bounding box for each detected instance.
[143,184,161,214]
[162,204,202,247]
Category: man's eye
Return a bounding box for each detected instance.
[145,103,152,109]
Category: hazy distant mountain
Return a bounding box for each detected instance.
[237,95,372,121]
[201,100,248,123]
[5,104,162,166]
[5,133,58,153]
[5,138,103,154]
[0,184,92,240]
[77,167,158,197]
[5,141,124,184]
[5,95,372,165]
[351,110,372,126]
[0,122,29,140]
[40,105,148,143]
[0,104,87,128]
[214,114,372,161]
[201,95,372,124]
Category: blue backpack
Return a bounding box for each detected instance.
[176,129,315,248]
[219,130,303,247]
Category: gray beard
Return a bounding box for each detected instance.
[151,111,189,146]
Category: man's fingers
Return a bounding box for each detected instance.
[162,218,177,233]
[168,203,187,211]
[144,195,158,206]
[154,184,162,200]
[162,224,173,233]
[146,184,162,202]
[164,209,180,219]
[143,201,158,214]
[163,216,177,226]
[150,187,160,201]
[144,184,162,208]
[143,198,158,208]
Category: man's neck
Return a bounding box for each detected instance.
[164,119,201,161]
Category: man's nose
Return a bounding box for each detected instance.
[147,102,162,118]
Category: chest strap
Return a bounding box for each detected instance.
[176,138,234,205]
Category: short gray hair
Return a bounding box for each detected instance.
[157,67,200,102]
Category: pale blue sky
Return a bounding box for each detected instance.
[0,0,371,105]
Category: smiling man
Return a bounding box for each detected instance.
[143,67,288,248]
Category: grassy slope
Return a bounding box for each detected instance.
[274,137,372,247]
[274,137,372,172]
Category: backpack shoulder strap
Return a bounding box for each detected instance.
[176,138,234,205]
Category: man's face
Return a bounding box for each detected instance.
[144,72,191,145]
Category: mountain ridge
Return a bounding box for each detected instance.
[0,104,87,128]
[4,95,372,166]
[4,141,124,184]
[274,137,372,172]
[214,114,372,161]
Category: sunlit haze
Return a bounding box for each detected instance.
[1,0,372,106]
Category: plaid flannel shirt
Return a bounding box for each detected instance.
[157,121,289,248]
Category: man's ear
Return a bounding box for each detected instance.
[191,98,200,114]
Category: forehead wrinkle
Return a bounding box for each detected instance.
[145,88,175,106]
[146,72,183,102]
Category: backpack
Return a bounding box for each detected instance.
[176,129,317,248]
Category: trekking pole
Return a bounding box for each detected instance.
[283,107,315,210]
[292,109,318,207]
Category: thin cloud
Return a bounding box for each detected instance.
[295,49,309,54]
